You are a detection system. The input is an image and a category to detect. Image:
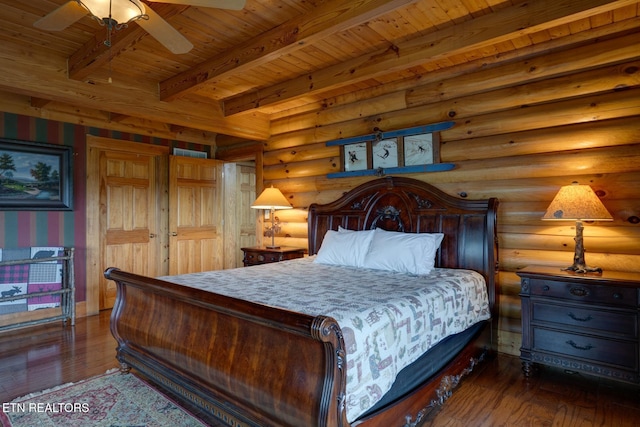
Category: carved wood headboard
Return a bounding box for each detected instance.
[308,176,499,314]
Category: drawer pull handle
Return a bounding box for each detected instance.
[542,285,550,291]
[613,293,623,299]
[566,340,594,351]
[568,312,593,322]
[569,287,590,297]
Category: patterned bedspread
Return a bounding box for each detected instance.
[160,256,490,422]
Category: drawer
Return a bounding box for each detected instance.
[529,278,637,307]
[533,327,638,370]
[531,301,638,338]
[280,251,304,261]
[242,248,304,266]
[258,253,281,263]
[244,252,281,264]
[243,252,257,263]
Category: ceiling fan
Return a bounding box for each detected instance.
[34,0,247,54]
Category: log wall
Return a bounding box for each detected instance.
[252,28,640,356]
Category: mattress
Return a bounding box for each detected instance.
[160,256,490,422]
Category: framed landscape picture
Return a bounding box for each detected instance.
[0,139,73,210]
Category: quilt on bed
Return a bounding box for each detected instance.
[160,257,490,422]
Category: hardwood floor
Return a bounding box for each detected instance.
[422,353,640,426]
[0,310,118,403]
[1,311,639,426]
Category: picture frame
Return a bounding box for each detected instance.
[343,142,368,172]
[403,132,436,166]
[372,138,399,169]
[0,138,73,211]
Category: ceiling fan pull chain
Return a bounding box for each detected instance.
[106,21,113,83]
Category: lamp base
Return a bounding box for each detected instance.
[563,220,603,275]
[266,245,281,249]
[562,264,603,274]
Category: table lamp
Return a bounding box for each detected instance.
[251,186,292,249]
[542,182,613,273]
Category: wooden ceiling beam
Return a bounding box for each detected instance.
[109,112,130,122]
[0,90,216,145]
[222,0,637,116]
[68,4,188,81]
[0,41,270,140]
[158,0,420,101]
[30,97,51,109]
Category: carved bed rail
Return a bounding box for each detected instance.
[106,267,349,427]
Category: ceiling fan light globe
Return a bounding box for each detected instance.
[78,0,146,25]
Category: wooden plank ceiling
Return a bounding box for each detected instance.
[0,0,637,144]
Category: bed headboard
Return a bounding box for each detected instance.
[308,176,499,312]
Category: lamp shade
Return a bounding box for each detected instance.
[542,182,612,221]
[79,0,146,25]
[251,186,292,210]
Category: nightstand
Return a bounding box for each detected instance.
[241,246,305,267]
[517,265,640,384]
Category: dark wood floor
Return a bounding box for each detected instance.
[0,310,118,403]
[422,352,640,426]
[1,311,639,426]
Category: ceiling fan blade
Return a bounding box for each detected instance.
[34,1,88,31]
[137,7,194,54]
[149,0,246,11]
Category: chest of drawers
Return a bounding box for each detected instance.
[517,265,640,384]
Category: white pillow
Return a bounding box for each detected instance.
[362,228,444,275]
[314,229,375,267]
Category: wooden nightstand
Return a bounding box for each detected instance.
[241,246,305,267]
[517,265,640,384]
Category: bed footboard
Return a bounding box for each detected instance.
[105,267,348,427]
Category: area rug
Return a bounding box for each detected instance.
[0,370,207,427]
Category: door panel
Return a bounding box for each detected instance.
[169,156,224,275]
[237,165,257,265]
[96,147,161,310]
[222,163,257,269]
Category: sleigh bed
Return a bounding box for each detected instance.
[105,176,499,427]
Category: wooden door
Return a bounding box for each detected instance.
[223,163,257,269]
[101,150,160,309]
[236,164,257,264]
[86,136,168,313]
[168,156,224,275]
